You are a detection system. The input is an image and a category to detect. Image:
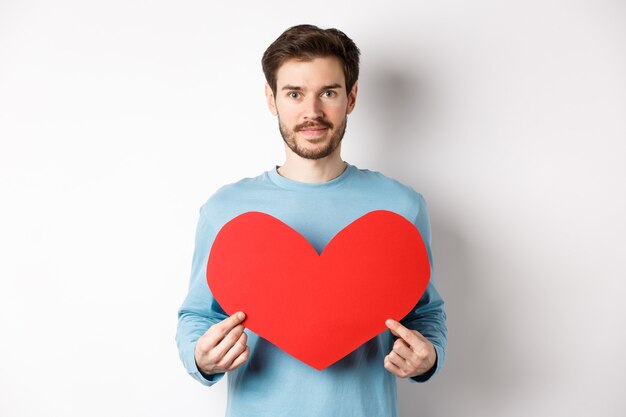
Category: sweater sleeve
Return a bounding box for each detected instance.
[175,204,229,386]
[400,193,448,383]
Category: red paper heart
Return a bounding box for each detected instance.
[206,210,430,370]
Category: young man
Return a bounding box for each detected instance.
[176,24,447,416]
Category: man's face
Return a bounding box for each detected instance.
[266,56,358,160]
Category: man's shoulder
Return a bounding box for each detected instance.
[351,165,425,204]
[199,171,271,215]
[214,172,269,196]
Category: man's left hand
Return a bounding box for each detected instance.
[383,319,436,378]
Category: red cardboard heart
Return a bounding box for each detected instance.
[206,210,430,370]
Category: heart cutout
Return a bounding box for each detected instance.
[206,210,430,370]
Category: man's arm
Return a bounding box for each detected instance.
[176,205,249,386]
[386,193,448,382]
[396,282,447,382]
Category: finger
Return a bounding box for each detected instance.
[383,354,403,377]
[218,331,248,369]
[204,312,246,348]
[392,338,416,363]
[227,346,251,371]
[387,350,406,370]
[385,319,419,349]
[211,324,245,360]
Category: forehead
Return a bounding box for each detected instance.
[275,56,345,89]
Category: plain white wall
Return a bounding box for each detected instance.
[1,1,624,416]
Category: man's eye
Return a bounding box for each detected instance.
[289,92,300,99]
[323,90,336,97]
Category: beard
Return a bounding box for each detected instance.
[278,115,348,160]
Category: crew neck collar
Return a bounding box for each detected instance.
[268,162,354,191]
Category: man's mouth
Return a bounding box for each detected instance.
[299,127,327,132]
[297,123,330,130]
[298,127,328,139]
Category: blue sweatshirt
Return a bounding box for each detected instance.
[176,163,447,417]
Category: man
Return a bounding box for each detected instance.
[176,24,447,417]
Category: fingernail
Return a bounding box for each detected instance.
[386,319,392,327]
[238,312,245,320]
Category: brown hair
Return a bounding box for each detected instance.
[261,24,361,96]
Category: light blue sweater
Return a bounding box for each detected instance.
[176,163,447,417]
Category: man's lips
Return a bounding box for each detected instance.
[298,127,328,138]
[297,126,329,131]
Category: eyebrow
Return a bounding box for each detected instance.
[281,83,343,91]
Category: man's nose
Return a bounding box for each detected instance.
[303,95,325,119]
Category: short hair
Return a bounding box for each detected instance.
[261,24,361,96]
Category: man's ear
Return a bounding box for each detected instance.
[346,80,358,115]
[265,83,278,116]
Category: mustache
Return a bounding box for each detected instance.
[295,119,333,131]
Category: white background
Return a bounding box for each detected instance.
[1,1,625,416]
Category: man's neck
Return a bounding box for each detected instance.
[277,146,347,184]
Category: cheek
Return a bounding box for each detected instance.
[275,109,297,124]
[326,107,347,123]
[275,101,298,118]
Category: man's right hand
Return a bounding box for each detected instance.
[194,311,250,376]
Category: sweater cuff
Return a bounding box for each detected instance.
[409,343,443,383]
[183,341,225,386]
[194,359,225,386]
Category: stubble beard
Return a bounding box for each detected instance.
[278,115,348,160]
